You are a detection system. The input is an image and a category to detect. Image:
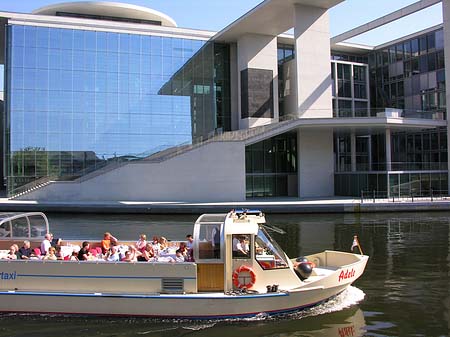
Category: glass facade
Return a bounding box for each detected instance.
[334,128,448,197]
[245,132,297,198]
[331,61,369,117]
[5,24,230,194]
[369,28,446,119]
[334,28,448,198]
[277,44,295,118]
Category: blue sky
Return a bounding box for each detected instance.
[0,0,443,46]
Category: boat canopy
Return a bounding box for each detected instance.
[0,212,49,239]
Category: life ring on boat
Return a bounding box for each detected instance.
[232,265,256,289]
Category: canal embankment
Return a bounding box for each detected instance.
[0,197,450,214]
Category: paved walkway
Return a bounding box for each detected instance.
[0,197,449,214]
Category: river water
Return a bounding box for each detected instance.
[0,211,449,337]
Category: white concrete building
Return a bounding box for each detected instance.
[0,0,448,202]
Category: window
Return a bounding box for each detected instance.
[254,228,288,270]
[232,235,251,259]
[197,224,222,260]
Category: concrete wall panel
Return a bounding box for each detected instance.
[298,129,334,197]
[21,142,246,202]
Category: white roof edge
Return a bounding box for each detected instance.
[213,0,343,42]
[374,23,443,50]
[331,0,442,44]
[334,42,374,50]
[32,1,177,28]
[0,11,215,40]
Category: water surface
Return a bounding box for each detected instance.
[0,211,449,337]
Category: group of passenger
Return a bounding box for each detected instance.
[2,233,66,261]
[1,232,195,263]
[77,232,194,263]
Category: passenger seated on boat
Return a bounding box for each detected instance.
[18,240,33,259]
[178,242,188,255]
[70,250,79,261]
[137,243,155,262]
[54,245,64,260]
[174,249,185,262]
[186,234,194,249]
[51,237,62,248]
[105,246,120,262]
[135,234,147,252]
[78,241,91,261]
[151,236,161,256]
[159,237,169,252]
[101,232,118,254]
[43,247,57,261]
[122,246,138,262]
[4,245,18,260]
[40,233,53,255]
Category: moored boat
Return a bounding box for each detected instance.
[0,211,368,319]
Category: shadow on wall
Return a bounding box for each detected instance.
[297,74,332,116]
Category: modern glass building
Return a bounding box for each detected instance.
[0,0,449,202]
[4,5,232,194]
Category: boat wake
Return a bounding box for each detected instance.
[285,285,366,320]
[176,285,366,332]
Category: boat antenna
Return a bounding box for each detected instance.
[260,224,286,235]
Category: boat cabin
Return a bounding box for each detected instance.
[193,210,300,293]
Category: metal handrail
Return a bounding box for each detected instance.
[360,189,448,203]
[336,161,449,172]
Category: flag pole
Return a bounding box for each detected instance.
[353,235,363,255]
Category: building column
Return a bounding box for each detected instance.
[443,1,450,193]
[385,128,392,171]
[294,4,333,118]
[236,34,279,130]
[351,132,357,172]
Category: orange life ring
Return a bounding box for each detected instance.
[232,265,256,289]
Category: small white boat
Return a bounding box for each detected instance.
[0,211,368,319]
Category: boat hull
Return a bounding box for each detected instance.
[0,286,350,319]
[0,252,368,319]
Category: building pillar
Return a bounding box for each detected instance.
[385,128,392,171]
[443,0,450,194]
[236,34,279,130]
[294,4,333,118]
[351,132,357,172]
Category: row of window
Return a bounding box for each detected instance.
[11,48,202,75]
[369,29,444,67]
[10,25,204,56]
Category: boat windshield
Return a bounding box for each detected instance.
[254,227,288,270]
[0,212,49,238]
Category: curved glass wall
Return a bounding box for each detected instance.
[5,25,229,194]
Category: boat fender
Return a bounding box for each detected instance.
[294,258,315,281]
[232,265,256,289]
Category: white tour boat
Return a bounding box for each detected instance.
[0,211,368,319]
